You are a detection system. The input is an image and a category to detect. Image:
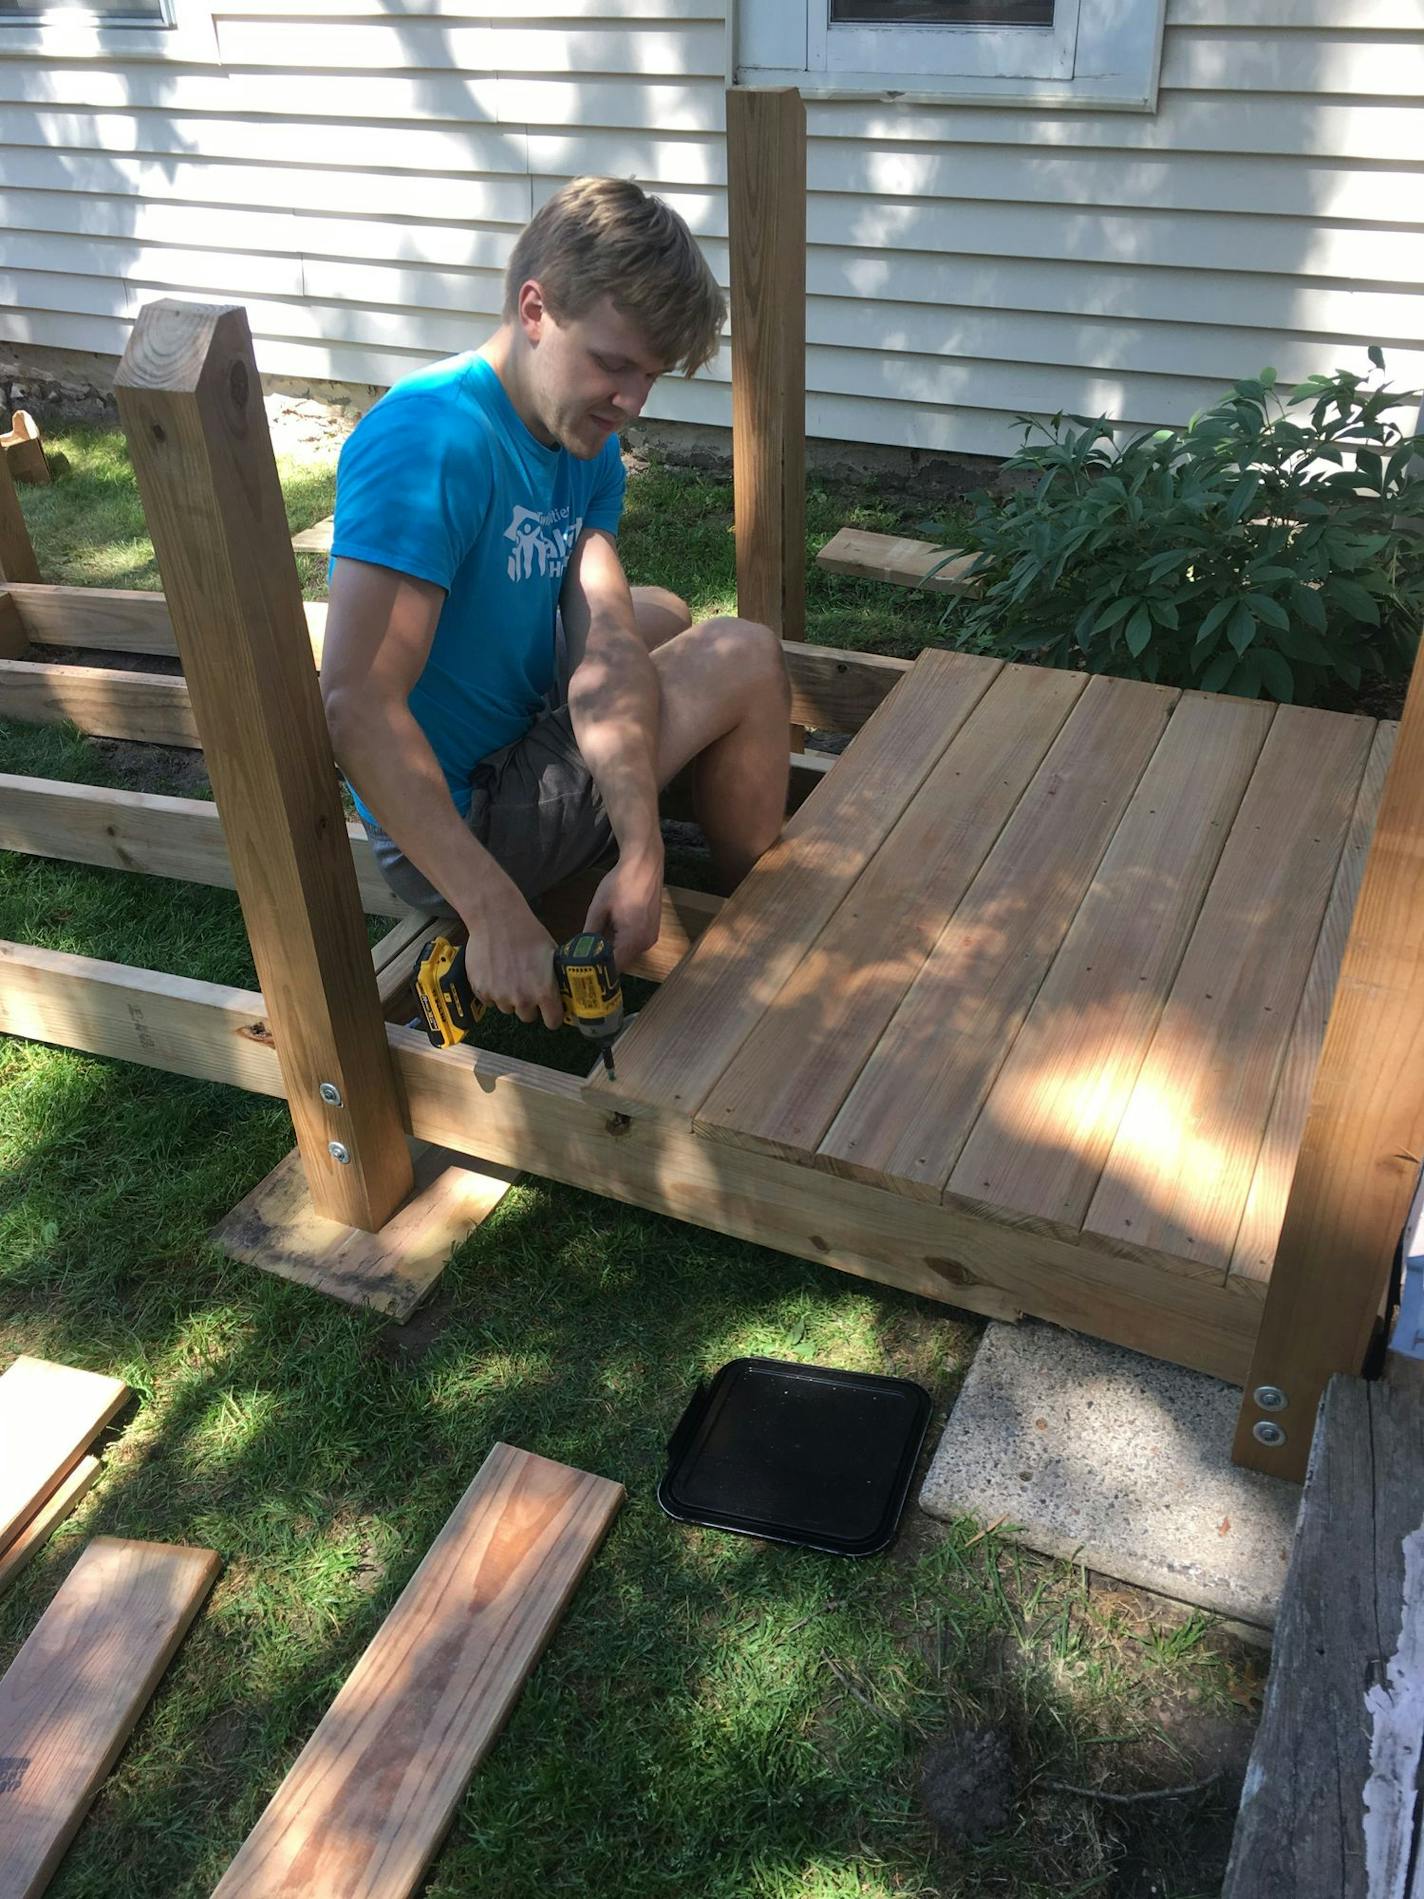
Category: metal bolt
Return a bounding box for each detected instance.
[328,1140,351,1165]
[1253,1384,1287,1412]
[1252,1419,1286,1448]
[318,1081,343,1107]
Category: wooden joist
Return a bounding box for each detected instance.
[0,445,39,585]
[0,1536,219,1899]
[1,583,907,735]
[212,1443,621,1898]
[0,1355,128,1557]
[1223,1374,1424,1895]
[0,656,198,747]
[817,526,981,595]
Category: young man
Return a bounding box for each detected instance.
[321,176,792,1033]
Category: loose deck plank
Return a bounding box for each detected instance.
[0,1459,99,1601]
[0,1356,128,1556]
[695,664,1086,1157]
[212,1443,622,1899]
[1222,1375,1424,1896]
[818,674,1177,1199]
[1084,705,1375,1271]
[949,692,1275,1229]
[592,649,1002,1118]
[1228,722,1396,1297]
[0,1537,220,1899]
[817,526,980,594]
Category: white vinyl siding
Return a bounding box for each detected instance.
[0,0,1421,458]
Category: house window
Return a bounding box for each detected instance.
[737,0,1166,110]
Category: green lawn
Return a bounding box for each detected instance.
[0,427,1263,1898]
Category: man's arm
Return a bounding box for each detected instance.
[560,527,664,966]
[322,556,562,1028]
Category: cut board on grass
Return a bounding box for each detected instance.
[212,1441,623,1899]
[290,514,334,553]
[816,526,981,594]
[0,1536,220,1899]
[0,1356,128,1557]
[0,1457,100,1601]
[211,1139,518,1320]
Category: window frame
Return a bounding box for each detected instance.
[0,0,220,63]
[734,0,1168,112]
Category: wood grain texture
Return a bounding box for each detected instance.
[1236,634,1424,1476]
[1085,705,1375,1274]
[0,657,198,747]
[0,1458,99,1601]
[0,446,39,584]
[0,774,406,918]
[728,87,806,642]
[819,674,1177,1199]
[782,641,910,732]
[1229,721,1396,1295]
[591,649,1002,1118]
[7,583,329,668]
[950,692,1275,1229]
[0,1355,127,1557]
[212,1443,623,1899]
[212,1141,517,1319]
[115,299,412,1230]
[1222,1376,1424,1895]
[816,526,980,595]
[0,592,25,660]
[696,664,1086,1159]
[0,1536,219,1899]
[2,414,50,488]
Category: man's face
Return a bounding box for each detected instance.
[520,287,667,459]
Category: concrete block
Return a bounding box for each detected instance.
[919,1321,1301,1630]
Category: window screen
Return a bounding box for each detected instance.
[830,1,1054,21]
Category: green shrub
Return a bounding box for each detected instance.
[940,352,1424,703]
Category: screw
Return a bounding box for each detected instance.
[1252,1420,1286,1448]
[328,1141,351,1164]
[318,1081,343,1107]
[1253,1384,1287,1412]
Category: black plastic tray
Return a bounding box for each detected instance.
[658,1356,932,1556]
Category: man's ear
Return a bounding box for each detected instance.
[516,279,546,346]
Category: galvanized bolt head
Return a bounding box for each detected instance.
[1253,1384,1287,1412]
[318,1081,343,1107]
[327,1140,351,1164]
[1252,1419,1286,1448]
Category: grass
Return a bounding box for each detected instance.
[0,425,1265,1898]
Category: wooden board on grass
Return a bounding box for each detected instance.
[213,1442,622,1899]
[0,1536,219,1899]
[0,1356,128,1556]
[817,527,980,595]
[0,1457,99,1601]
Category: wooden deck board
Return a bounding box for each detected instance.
[1084,705,1376,1272]
[816,673,1177,1199]
[1228,720,1397,1297]
[948,692,1275,1229]
[694,664,1086,1158]
[591,648,1001,1118]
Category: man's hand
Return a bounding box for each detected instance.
[462,886,563,1030]
[583,845,665,971]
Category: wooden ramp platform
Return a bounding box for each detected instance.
[595,650,1394,1382]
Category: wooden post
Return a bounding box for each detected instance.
[115,301,413,1231]
[1234,629,1424,1478]
[728,84,807,668]
[0,442,40,584]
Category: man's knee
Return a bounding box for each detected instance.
[697,615,791,708]
[631,584,693,649]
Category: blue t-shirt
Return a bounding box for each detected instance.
[330,352,626,820]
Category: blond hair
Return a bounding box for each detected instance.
[504,176,725,377]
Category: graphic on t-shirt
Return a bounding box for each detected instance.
[504,503,583,582]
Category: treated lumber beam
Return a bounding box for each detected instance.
[0,1456,99,1601]
[0,1536,219,1899]
[0,591,25,659]
[817,527,981,595]
[0,939,1271,1375]
[0,772,407,916]
[1234,594,1424,1477]
[213,1444,621,1898]
[0,445,39,584]
[2,410,51,486]
[1222,1376,1424,1895]
[0,1355,128,1557]
[728,85,806,646]
[116,298,412,1230]
[0,655,198,746]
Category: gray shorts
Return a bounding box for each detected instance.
[362,701,615,912]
